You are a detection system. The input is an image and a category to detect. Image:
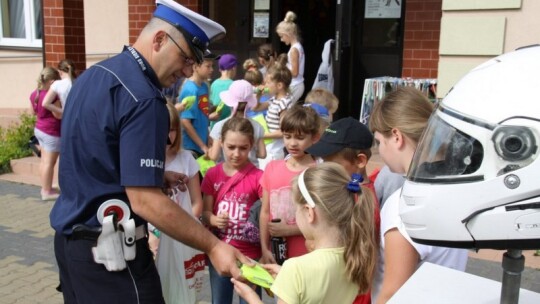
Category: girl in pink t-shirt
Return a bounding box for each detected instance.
[30,67,61,201]
[259,106,321,264]
[201,117,263,304]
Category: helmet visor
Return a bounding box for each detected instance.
[408,113,484,183]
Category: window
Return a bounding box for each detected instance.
[0,0,42,48]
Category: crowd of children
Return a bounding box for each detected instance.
[148,10,468,304]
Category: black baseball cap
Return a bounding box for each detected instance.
[306,117,373,157]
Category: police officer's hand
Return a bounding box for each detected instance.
[207,241,253,278]
[164,171,188,192]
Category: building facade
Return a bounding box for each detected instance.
[0,0,538,125]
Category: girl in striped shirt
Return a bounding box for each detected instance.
[262,63,293,162]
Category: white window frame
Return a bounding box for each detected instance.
[0,0,42,48]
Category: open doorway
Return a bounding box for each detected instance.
[334,0,405,119]
[201,0,404,120]
[201,0,336,93]
[274,0,336,100]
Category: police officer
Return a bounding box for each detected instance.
[49,0,251,302]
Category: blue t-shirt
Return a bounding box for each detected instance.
[209,78,233,127]
[179,80,210,154]
[49,46,169,235]
[246,94,270,118]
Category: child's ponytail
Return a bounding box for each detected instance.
[276,11,301,41]
[58,59,77,81]
[34,67,60,104]
[344,187,377,292]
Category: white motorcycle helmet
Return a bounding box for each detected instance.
[400,45,540,249]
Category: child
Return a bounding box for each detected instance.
[276,11,305,105]
[244,67,269,119]
[304,88,339,123]
[42,59,77,119]
[368,87,468,303]
[208,80,266,168]
[276,53,288,66]
[257,43,276,77]
[305,117,379,304]
[373,165,405,208]
[152,102,205,304]
[233,163,378,303]
[259,106,321,264]
[201,117,264,304]
[210,54,237,126]
[262,63,293,162]
[306,117,376,194]
[301,103,331,135]
[180,55,215,158]
[243,58,259,72]
[30,67,61,201]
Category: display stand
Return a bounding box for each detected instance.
[359,77,437,125]
[501,249,525,304]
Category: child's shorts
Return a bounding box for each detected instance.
[34,128,61,153]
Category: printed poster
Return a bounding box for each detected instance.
[365,0,402,19]
[254,0,270,10]
[253,12,269,38]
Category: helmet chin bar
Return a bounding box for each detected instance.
[409,195,540,250]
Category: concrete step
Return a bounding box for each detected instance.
[0,156,58,187]
[10,156,41,176]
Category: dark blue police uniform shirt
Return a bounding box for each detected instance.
[50,46,170,235]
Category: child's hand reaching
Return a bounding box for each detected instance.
[231,278,264,304]
[259,249,276,264]
[232,263,281,303]
[177,96,195,112]
[268,220,293,237]
[262,263,281,278]
[213,211,229,229]
[209,111,220,121]
[164,171,189,192]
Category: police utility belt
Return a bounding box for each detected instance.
[71,199,146,272]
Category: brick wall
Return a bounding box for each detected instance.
[42,0,201,71]
[128,0,201,45]
[402,0,442,78]
[43,0,86,71]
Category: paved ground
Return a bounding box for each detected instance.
[0,180,539,304]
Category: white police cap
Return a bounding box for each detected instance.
[154,0,226,63]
